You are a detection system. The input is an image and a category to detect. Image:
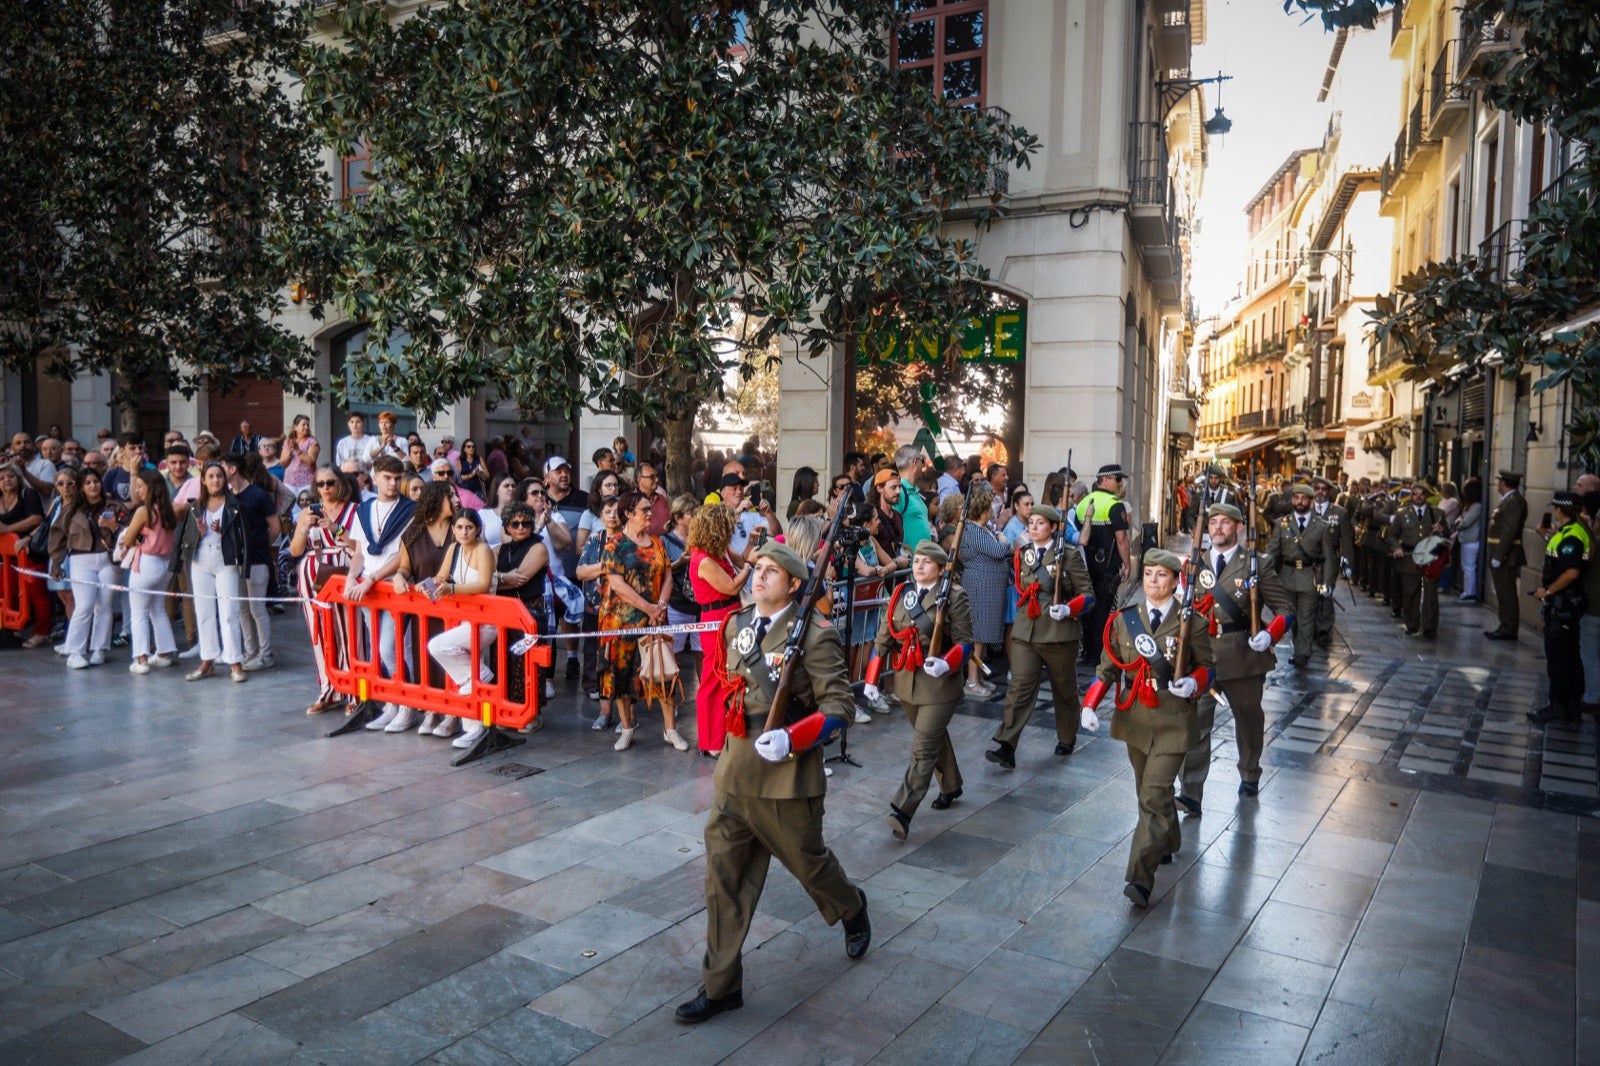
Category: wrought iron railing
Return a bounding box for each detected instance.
[1429,41,1467,123]
[1478,219,1518,282]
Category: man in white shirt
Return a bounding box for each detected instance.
[343,455,419,732]
[334,414,381,472]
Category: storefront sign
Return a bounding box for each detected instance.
[860,308,1027,365]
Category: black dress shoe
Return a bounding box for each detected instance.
[1123,882,1150,907]
[1484,629,1517,641]
[1528,704,1578,724]
[984,743,1016,771]
[1055,742,1075,756]
[1176,795,1201,817]
[1238,780,1259,797]
[930,789,962,811]
[1160,852,1173,865]
[1290,656,1308,668]
[565,657,579,678]
[674,988,743,1025]
[843,889,871,959]
[886,807,910,841]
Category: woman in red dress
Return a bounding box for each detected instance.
[686,504,752,757]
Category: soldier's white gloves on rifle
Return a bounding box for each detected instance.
[1492,559,1502,569]
[1248,630,1273,653]
[922,657,951,679]
[1167,677,1198,699]
[862,683,881,704]
[1047,604,1071,621]
[1318,585,1333,598]
[1080,707,1101,732]
[754,729,791,763]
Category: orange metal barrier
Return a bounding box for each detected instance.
[316,575,553,762]
[0,533,32,632]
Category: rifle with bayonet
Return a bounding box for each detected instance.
[1247,460,1261,637]
[763,494,851,735]
[1176,477,1210,675]
[928,474,975,657]
[1051,449,1073,606]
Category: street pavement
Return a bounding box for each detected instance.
[0,576,1595,1065]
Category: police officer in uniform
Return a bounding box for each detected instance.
[676,541,870,1025]
[1178,503,1294,813]
[1080,548,1214,907]
[1075,465,1132,665]
[986,504,1094,770]
[1484,471,1529,641]
[862,540,973,838]
[1387,482,1446,638]
[1529,492,1590,723]
[1265,483,1337,667]
[1310,476,1353,650]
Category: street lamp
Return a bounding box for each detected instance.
[1156,72,1235,136]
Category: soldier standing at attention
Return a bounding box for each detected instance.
[986,504,1094,770]
[1310,476,1353,651]
[1265,483,1337,667]
[1387,482,1447,638]
[1179,503,1294,812]
[863,540,972,839]
[1528,492,1590,723]
[1075,465,1132,665]
[1484,471,1529,641]
[1080,548,1214,908]
[676,541,870,1025]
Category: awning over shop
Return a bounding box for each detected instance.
[1215,432,1279,457]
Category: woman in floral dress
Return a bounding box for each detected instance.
[599,491,676,752]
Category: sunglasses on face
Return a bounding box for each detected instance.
[506,519,532,529]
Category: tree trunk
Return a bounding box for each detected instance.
[664,406,698,498]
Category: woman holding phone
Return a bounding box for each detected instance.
[290,466,360,714]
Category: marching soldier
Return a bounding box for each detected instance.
[1203,465,1239,510]
[1386,482,1447,638]
[862,540,973,839]
[1075,464,1132,665]
[1484,471,1529,641]
[676,541,870,1026]
[1310,476,1353,651]
[1265,483,1338,667]
[986,504,1094,770]
[1079,548,1214,907]
[1178,503,1294,813]
[1529,492,1591,722]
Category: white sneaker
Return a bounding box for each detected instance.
[453,721,485,749]
[544,680,556,701]
[432,715,459,738]
[366,702,400,731]
[854,707,872,724]
[66,654,89,669]
[664,728,689,751]
[129,661,150,675]
[416,712,440,735]
[54,642,71,656]
[385,706,419,732]
[88,650,106,666]
[242,654,275,672]
[614,727,635,752]
[149,654,175,669]
[179,644,202,660]
[869,694,890,714]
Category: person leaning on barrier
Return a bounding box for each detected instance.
[863,539,972,840]
[290,466,360,715]
[493,499,552,708]
[342,455,418,725]
[676,540,870,1026]
[987,503,1094,771]
[426,507,497,749]
[1079,548,1214,909]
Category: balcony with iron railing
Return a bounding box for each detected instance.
[1478,219,1519,282]
[1427,40,1470,137]
[1457,15,1513,77]
[1129,120,1176,245]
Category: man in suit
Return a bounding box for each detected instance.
[1485,471,1529,640]
[987,505,1094,770]
[1265,483,1337,667]
[677,541,870,1025]
[1080,548,1214,907]
[1180,503,1295,813]
[1310,476,1353,650]
[1387,482,1447,637]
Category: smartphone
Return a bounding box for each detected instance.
[418,576,439,599]
[310,502,324,517]
[100,509,116,522]
[1541,512,1553,529]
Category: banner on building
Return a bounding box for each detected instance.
[859,308,1027,365]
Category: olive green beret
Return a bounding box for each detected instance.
[911,538,949,565]
[1290,483,1315,497]
[755,541,809,582]
[1143,548,1185,574]
[1032,504,1062,525]
[1207,502,1244,521]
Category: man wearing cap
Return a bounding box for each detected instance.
[1387,482,1447,637]
[719,474,781,560]
[986,504,1094,770]
[677,541,870,1024]
[1529,492,1590,723]
[1310,477,1353,650]
[871,468,905,558]
[1265,483,1337,666]
[1080,548,1214,907]
[1181,503,1294,811]
[1484,471,1528,640]
[1075,464,1133,665]
[863,539,973,837]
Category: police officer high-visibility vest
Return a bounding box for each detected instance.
[1545,520,1593,575]
[1075,490,1121,531]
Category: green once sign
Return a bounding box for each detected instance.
[860,307,1027,365]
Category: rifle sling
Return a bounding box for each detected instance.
[1120,606,1175,687]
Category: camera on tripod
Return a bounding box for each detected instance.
[835,500,874,549]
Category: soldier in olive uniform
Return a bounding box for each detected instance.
[677,542,869,1026]
[1080,548,1214,907]
[1178,503,1295,813]
[1264,484,1338,667]
[1310,477,1353,651]
[862,540,973,839]
[987,504,1095,770]
[1386,483,1447,637]
[1484,471,1529,641]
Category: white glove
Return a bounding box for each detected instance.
[1167,677,1198,699]
[1248,630,1273,653]
[922,656,951,678]
[862,683,881,703]
[1047,604,1071,621]
[1491,559,1502,569]
[1319,586,1333,599]
[1080,707,1101,732]
[754,729,791,763]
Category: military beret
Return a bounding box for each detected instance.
[1311,476,1335,490]
[1143,548,1185,574]
[755,541,809,581]
[1032,504,1062,525]
[1207,502,1244,521]
[1290,483,1315,497]
[911,538,949,565]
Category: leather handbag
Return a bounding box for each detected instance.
[638,634,682,699]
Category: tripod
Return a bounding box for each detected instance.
[828,532,866,769]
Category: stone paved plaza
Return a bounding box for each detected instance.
[0,582,1596,1064]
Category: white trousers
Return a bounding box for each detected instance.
[190,541,243,665]
[239,563,272,661]
[66,553,117,656]
[1458,540,1481,598]
[128,556,178,660]
[428,622,496,692]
